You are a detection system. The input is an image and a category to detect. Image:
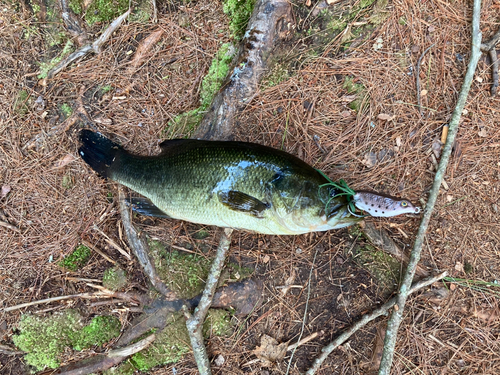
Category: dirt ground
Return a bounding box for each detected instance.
[1,0,500,374]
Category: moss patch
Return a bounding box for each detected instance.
[343,76,367,112]
[14,89,30,115]
[85,0,129,25]
[164,43,236,137]
[103,266,128,291]
[126,309,232,372]
[38,39,74,79]
[13,310,121,371]
[59,244,91,271]
[223,0,255,40]
[352,244,401,296]
[149,239,253,298]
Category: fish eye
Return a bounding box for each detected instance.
[401,201,408,207]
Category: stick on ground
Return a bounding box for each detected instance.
[377,1,483,373]
[183,228,233,375]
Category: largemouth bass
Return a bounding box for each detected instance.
[79,130,361,235]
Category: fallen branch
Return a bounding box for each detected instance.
[55,334,155,375]
[480,28,500,96]
[47,10,131,79]
[118,186,174,298]
[193,0,293,140]
[377,1,482,374]
[183,228,233,375]
[305,271,448,375]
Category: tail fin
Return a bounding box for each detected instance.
[78,129,122,178]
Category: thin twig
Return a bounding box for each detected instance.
[480,28,500,96]
[0,219,20,233]
[377,1,482,374]
[92,224,131,260]
[0,292,104,312]
[305,271,447,375]
[80,239,117,264]
[416,44,434,116]
[488,49,498,96]
[47,10,131,79]
[118,187,173,297]
[184,228,233,375]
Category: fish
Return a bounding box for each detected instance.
[352,191,421,217]
[78,129,362,235]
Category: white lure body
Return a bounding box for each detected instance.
[353,191,421,217]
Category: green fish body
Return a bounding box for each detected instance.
[79,130,361,235]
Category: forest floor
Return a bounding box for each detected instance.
[0,0,499,374]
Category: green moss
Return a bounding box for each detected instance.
[223,0,255,39]
[130,312,191,370]
[165,108,204,138]
[164,43,235,136]
[72,316,121,351]
[14,90,30,115]
[61,174,74,189]
[343,76,367,112]
[101,85,113,93]
[38,39,74,79]
[103,267,128,291]
[203,309,233,336]
[85,0,129,26]
[200,43,235,108]
[352,244,401,295]
[149,239,253,298]
[261,63,290,89]
[59,244,91,271]
[128,310,232,371]
[156,249,212,299]
[60,102,73,118]
[69,0,83,14]
[13,310,82,370]
[13,311,121,371]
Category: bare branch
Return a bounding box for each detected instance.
[118,187,174,298]
[377,1,483,373]
[185,228,233,375]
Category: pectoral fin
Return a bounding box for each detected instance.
[125,197,171,218]
[218,191,269,218]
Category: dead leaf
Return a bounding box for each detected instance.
[432,138,442,159]
[305,0,312,6]
[340,110,351,118]
[326,0,340,4]
[455,261,464,272]
[362,152,377,168]
[279,269,296,296]
[478,127,488,137]
[262,255,270,263]
[377,113,394,121]
[473,308,499,323]
[94,116,113,125]
[341,95,357,103]
[253,334,288,367]
[1,185,11,199]
[129,29,164,72]
[421,287,450,305]
[420,89,428,96]
[214,354,225,366]
[366,323,386,371]
[395,136,402,147]
[52,154,75,169]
